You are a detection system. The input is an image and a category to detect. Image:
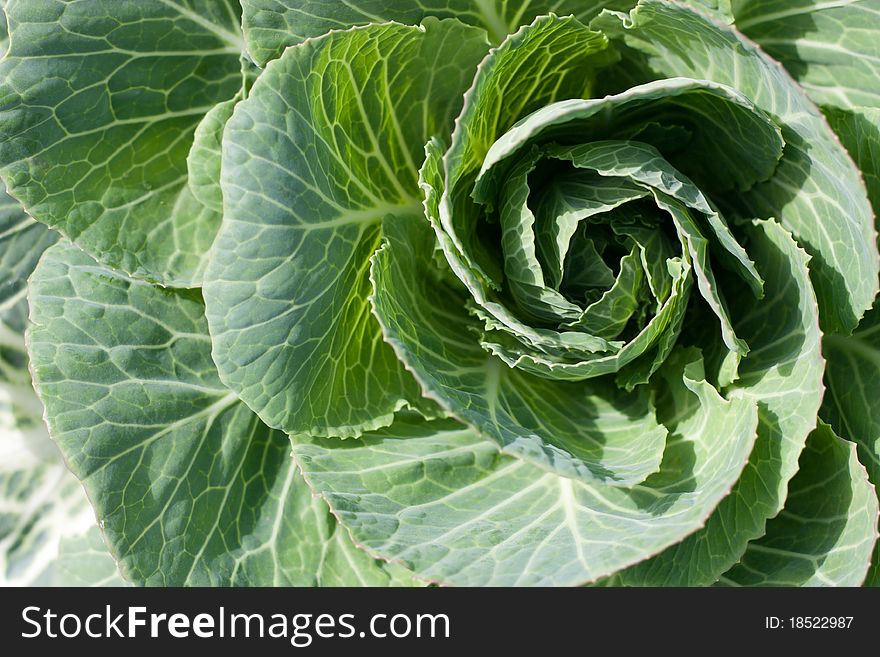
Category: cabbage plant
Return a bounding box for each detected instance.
[1,0,879,586]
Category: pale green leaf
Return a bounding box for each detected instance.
[204,20,488,438]
[0,460,99,586]
[475,77,784,197]
[187,59,260,213]
[682,0,734,22]
[187,93,240,213]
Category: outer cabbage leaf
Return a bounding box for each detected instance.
[0,0,246,285]
[293,396,757,587]
[27,240,415,586]
[204,20,488,438]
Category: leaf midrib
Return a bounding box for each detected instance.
[297,200,423,231]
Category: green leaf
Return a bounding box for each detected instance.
[475,77,784,197]
[435,40,781,384]
[427,20,704,388]
[0,1,8,55]
[204,20,488,438]
[423,141,671,383]
[593,0,878,334]
[0,0,246,285]
[545,139,764,355]
[733,0,880,110]
[719,423,879,587]
[240,0,636,66]
[370,196,761,492]
[292,373,758,586]
[1,190,58,337]
[27,240,415,586]
[614,219,824,585]
[0,460,100,586]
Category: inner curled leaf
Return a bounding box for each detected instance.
[433,75,782,388]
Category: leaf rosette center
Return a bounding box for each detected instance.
[430,74,786,389]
